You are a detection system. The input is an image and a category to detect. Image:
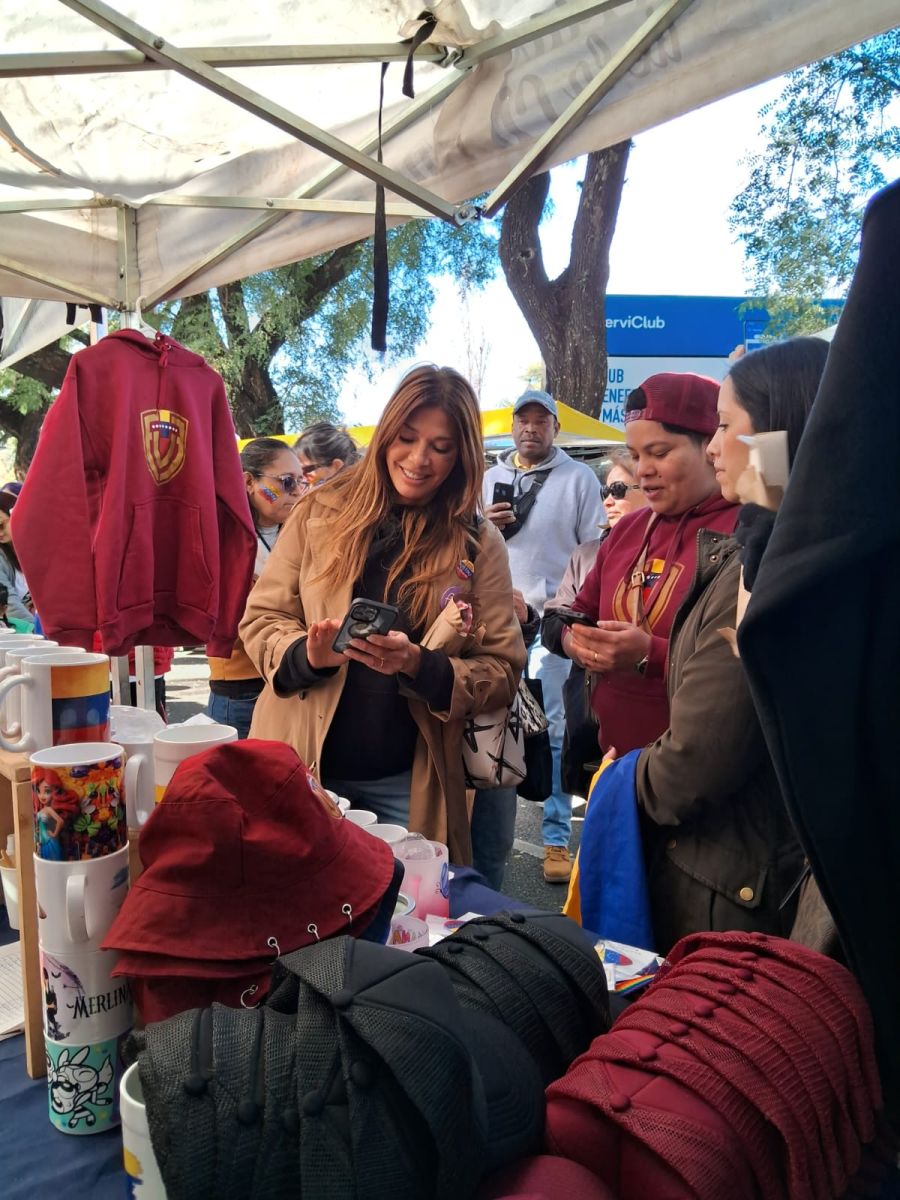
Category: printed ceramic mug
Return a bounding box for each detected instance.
[153,723,237,804]
[31,743,127,862]
[0,633,52,674]
[39,945,132,1044]
[0,645,81,741]
[0,651,109,753]
[33,843,129,953]
[45,1032,127,1135]
[121,1063,166,1198]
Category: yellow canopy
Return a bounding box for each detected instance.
[238,402,623,451]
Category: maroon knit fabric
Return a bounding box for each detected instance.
[543,932,885,1200]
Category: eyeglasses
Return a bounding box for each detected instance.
[299,462,328,478]
[601,481,641,501]
[251,471,303,495]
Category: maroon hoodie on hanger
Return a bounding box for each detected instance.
[571,493,738,754]
[12,330,256,657]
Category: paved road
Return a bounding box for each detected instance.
[163,650,583,912]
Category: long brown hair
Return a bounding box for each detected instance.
[315,365,484,629]
[0,492,21,574]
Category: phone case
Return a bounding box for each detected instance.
[331,599,399,654]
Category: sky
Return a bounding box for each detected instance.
[337,76,784,428]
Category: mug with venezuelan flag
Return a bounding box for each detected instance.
[0,652,111,754]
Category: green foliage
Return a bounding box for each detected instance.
[272,215,497,429]
[3,207,497,445]
[731,31,900,334]
[156,212,497,433]
[0,368,52,415]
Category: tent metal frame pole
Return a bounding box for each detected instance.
[481,0,695,217]
[116,203,139,311]
[458,0,632,68]
[0,299,38,352]
[0,43,452,77]
[142,66,468,305]
[2,2,632,77]
[149,195,432,217]
[0,253,119,307]
[0,198,112,213]
[58,0,458,222]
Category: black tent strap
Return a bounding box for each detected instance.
[66,302,104,325]
[403,11,439,100]
[371,12,438,352]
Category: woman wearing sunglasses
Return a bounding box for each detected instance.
[541,451,650,799]
[241,365,524,863]
[207,437,304,738]
[601,449,649,528]
[294,422,360,487]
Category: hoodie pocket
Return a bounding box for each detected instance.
[117,498,214,613]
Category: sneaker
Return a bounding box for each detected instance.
[543,845,572,884]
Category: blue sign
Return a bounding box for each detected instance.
[603,295,841,357]
[603,296,765,357]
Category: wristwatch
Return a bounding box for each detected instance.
[634,654,649,676]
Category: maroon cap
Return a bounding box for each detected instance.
[624,372,720,436]
[103,740,395,962]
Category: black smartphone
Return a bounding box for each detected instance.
[331,598,400,654]
[492,481,515,507]
[554,606,595,627]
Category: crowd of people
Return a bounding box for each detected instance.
[1,340,836,958]
[214,339,829,960]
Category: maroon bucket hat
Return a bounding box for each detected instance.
[103,740,395,962]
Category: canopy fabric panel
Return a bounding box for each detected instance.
[0,0,895,314]
[0,298,89,368]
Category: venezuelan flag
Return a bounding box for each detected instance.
[51,662,111,743]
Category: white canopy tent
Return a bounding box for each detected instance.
[0,0,896,363]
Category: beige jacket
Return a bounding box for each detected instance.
[239,486,526,862]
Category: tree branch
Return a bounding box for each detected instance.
[499,171,558,352]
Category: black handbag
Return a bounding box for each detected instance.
[517,676,553,803]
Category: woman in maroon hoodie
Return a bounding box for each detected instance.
[561,374,738,755]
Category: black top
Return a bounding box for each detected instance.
[275,512,454,780]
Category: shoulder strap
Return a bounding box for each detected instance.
[513,468,552,525]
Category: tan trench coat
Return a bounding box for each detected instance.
[239,486,526,863]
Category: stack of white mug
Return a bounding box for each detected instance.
[0,634,133,1134]
[32,740,133,1136]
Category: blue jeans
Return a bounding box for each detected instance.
[470,786,517,890]
[207,692,259,740]
[323,770,412,827]
[529,638,574,848]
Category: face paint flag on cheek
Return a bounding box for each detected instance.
[259,485,280,503]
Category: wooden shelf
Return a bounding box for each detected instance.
[0,749,43,1077]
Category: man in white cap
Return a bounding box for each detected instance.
[478,389,604,884]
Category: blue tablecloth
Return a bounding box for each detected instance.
[0,869,532,1200]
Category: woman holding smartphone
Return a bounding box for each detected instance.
[240,365,524,861]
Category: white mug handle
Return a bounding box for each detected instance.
[124,752,152,828]
[0,674,32,753]
[65,873,89,943]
